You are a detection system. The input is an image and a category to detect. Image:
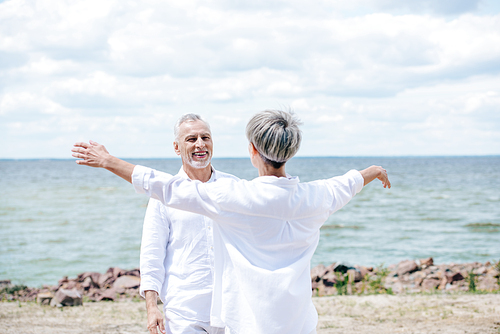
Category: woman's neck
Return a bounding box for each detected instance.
[257,163,286,178]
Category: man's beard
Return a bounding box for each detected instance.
[186,156,211,169]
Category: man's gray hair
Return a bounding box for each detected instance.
[245,110,302,165]
[174,113,211,142]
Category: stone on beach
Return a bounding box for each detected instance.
[50,288,82,307]
[36,292,54,305]
[113,275,141,293]
[396,260,419,276]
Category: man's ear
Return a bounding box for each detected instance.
[173,141,181,156]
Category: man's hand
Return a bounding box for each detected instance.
[145,291,166,334]
[72,140,111,168]
[360,165,391,188]
[71,140,135,183]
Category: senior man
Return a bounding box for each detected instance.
[141,114,237,334]
[72,110,390,334]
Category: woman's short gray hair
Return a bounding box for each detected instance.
[246,110,302,166]
[174,113,210,142]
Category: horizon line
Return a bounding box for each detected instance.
[1,154,499,161]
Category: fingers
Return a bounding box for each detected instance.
[159,319,166,334]
[377,167,391,189]
[71,147,87,154]
[147,323,158,334]
[73,141,90,149]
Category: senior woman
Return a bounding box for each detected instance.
[72,110,390,334]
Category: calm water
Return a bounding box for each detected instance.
[1,157,499,287]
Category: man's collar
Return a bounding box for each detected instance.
[178,165,216,183]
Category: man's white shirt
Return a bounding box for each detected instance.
[133,165,364,334]
[139,167,239,323]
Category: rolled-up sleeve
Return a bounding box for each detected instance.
[139,198,170,299]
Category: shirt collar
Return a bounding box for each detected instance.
[253,173,300,185]
[178,165,217,183]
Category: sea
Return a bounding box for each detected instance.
[1,156,499,287]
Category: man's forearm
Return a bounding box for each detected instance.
[102,155,135,184]
[145,290,159,310]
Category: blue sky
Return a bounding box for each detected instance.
[0,0,499,158]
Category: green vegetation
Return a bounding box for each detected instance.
[334,273,350,295]
[1,284,28,295]
[362,264,393,295]
[466,271,477,292]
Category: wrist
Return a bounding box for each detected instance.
[101,154,115,169]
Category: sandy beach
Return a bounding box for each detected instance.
[1,293,499,334]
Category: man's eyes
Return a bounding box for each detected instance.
[186,136,211,142]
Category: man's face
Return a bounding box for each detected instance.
[174,120,213,169]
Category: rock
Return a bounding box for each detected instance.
[78,272,102,285]
[421,278,440,291]
[98,271,115,288]
[333,263,354,274]
[50,289,82,307]
[391,281,405,294]
[447,272,465,283]
[347,268,363,283]
[322,272,339,287]
[113,275,141,290]
[123,269,140,277]
[65,280,78,290]
[478,276,499,292]
[311,264,327,282]
[355,266,370,280]
[36,292,54,305]
[488,268,499,277]
[0,280,12,289]
[110,267,127,279]
[397,260,419,276]
[419,257,434,268]
[97,288,117,301]
[475,266,488,275]
[438,277,448,290]
[427,272,443,280]
[81,277,93,290]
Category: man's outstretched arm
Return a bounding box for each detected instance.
[72,140,135,183]
[359,165,391,188]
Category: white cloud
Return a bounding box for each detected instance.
[0,0,499,158]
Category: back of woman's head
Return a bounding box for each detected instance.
[246,110,302,166]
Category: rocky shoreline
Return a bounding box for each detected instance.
[1,258,499,307]
[311,257,500,296]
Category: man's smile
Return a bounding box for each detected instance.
[193,151,208,158]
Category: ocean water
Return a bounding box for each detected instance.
[1,156,499,287]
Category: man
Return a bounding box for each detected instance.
[140,114,237,334]
[72,110,391,334]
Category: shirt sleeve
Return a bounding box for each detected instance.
[139,198,170,299]
[325,169,364,215]
[132,165,221,220]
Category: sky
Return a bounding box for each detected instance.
[0,0,499,159]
